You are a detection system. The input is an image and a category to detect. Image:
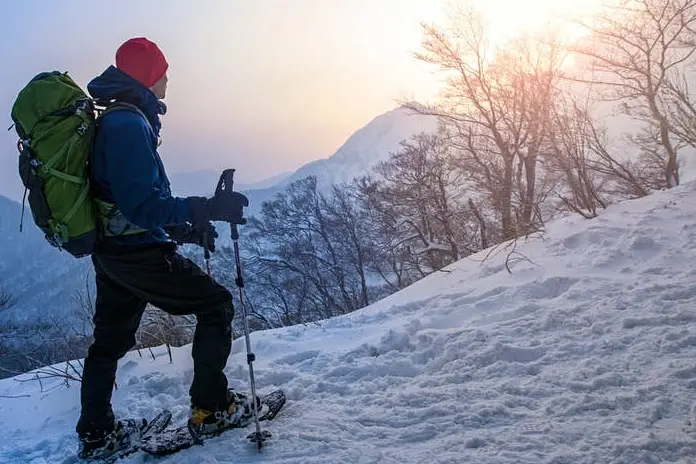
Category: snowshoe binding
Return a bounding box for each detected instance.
[188,389,262,438]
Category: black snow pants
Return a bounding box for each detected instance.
[76,241,233,437]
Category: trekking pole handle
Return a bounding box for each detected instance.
[215,168,236,196]
[215,169,241,241]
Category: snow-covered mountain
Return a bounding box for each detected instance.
[280,104,439,188]
[2,179,696,463]
[242,104,439,214]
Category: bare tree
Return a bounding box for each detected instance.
[247,176,372,325]
[323,184,372,308]
[663,73,696,147]
[135,305,195,363]
[371,131,477,269]
[353,175,420,292]
[574,0,696,188]
[585,114,654,199]
[0,285,15,311]
[0,316,91,384]
[0,273,94,382]
[410,6,566,241]
[546,93,609,218]
[71,271,95,336]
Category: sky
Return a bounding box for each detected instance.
[0,0,606,202]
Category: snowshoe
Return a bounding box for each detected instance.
[140,389,286,457]
[77,410,171,462]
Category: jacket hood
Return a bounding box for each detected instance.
[87,66,166,134]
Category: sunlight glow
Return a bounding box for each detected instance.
[444,0,608,49]
[479,0,606,46]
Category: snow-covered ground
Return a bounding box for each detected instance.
[2,181,696,464]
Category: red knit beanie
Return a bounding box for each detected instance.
[115,37,169,87]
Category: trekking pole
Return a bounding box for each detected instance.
[202,234,211,275]
[215,169,268,450]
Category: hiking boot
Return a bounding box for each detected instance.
[189,389,261,435]
[77,418,145,460]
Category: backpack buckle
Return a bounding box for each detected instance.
[46,232,63,249]
[74,99,91,116]
[17,138,31,154]
[77,122,89,136]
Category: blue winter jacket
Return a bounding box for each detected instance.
[87,66,192,246]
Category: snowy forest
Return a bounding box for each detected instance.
[2,0,696,379]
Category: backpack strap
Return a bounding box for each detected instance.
[98,101,155,134]
[97,101,162,148]
[92,101,154,239]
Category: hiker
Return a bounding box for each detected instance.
[75,37,251,458]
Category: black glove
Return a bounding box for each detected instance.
[186,191,249,226]
[164,222,218,252]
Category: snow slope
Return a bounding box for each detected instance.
[2,182,696,463]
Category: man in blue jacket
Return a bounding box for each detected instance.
[76,37,252,459]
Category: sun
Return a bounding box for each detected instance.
[481,0,606,46]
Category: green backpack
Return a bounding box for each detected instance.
[10,71,145,258]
